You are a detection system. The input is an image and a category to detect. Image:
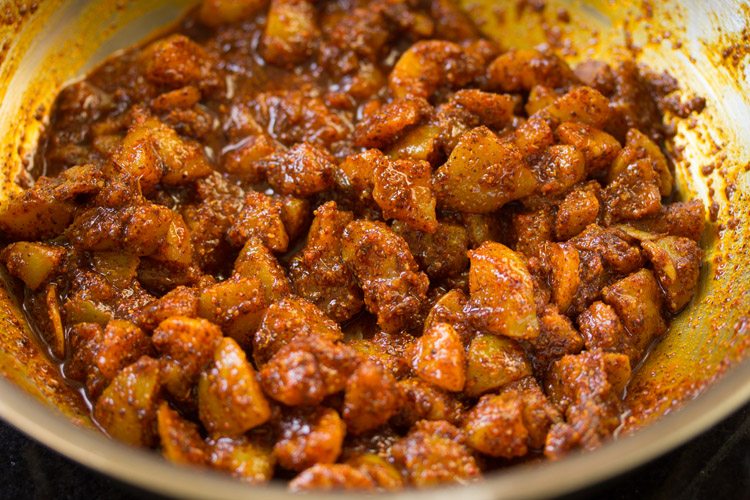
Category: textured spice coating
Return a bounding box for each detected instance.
[93,356,161,447]
[343,360,401,435]
[463,378,560,458]
[157,402,208,466]
[197,337,271,437]
[394,220,469,280]
[433,126,537,213]
[152,316,222,400]
[388,40,485,99]
[96,319,152,381]
[466,241,540,340]
[391,420,481,488]
[274,407,346,471]
[252,296,342,365]
[209,433,276,484]
[372,158,437,232]
[290,463,375,491]
[289,202,362,322]
[487,49,577,92]
[341,220,429,334]
[410,322,466,392]
[259,335,358,406]
[6,0,708,490]
[545,351,631,458]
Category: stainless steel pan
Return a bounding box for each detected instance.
[0,0,748,497]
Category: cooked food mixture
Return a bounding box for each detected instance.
[0,0,706,491]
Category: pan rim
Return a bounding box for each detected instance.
[1,357,749,499]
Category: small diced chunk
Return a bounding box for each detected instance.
[433,126,536,213]
[0,189,73,241]
[392,221,469,280]
[290,464,375,492]
[487,49,575,92]
[513,207,554,259]
[130,286,198,331]
[345,453,404,491]
[142,117,214,185]
[545,351,630,457]
[347,337,406,378]
[261,0,319,67]
[514,116,555,160]
[604,159,662,224]
[465,242,539,339]
[555,182,601,240]
[252,296,342,365]
[142,34,218,90]
[539,86,611,129]
[260,336,358,406]
[341,220,429,333]
[150,214,194,268]
[411,323,466,392]
[67,323,107,397]
[602,269,667,361]
[388,123,442,164]
[1,242,65,290]
[67,204,175,256]
[251,90,348,148]
[91,252,139,288]
[198,276,268,346]
[463,378,559,458]
[96,319,152,380]
[233,237,291,303]
[354,97,431,149]
[198,337,271,436]
[343,361,401,434]
[334,149,384,202]
[389,40,483,99]
[531,144,585,196]
[373,158,437,232]
[0,165,105,241]
[222,134,275,181]
[391,420,481,488]
[528,305,584,371]
[577,301,632,358]
[209,432,275,483]
[631,200,705,242]
[556,122,621,174]
[546,242,581,313]
[289,202,363,322]
[93,356,161,447]
[571,224,644,275]
[395,378,464,427]
[153,316,222,400]
[226,191,289,251]
[423,289,470,339]
[157,402,207,466]
[609,128,672,196]
[465,333,531,397]
[278,195,311,242]
[274,407,345,471]
[448,89,517,129]
[642,236,702,313]
[265,142,335,197]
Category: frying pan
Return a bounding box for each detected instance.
[0,0,748,497]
